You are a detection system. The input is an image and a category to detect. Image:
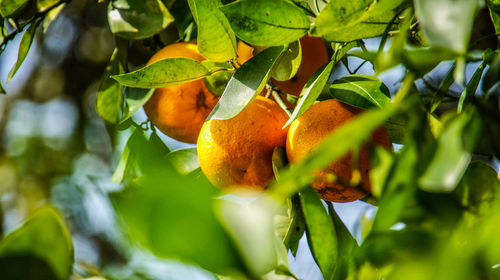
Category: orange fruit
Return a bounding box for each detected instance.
[143,42,219,143]
[286,99,392,202]
[236,41,254,65]
[197,96,289,189]
[272,35,329,96]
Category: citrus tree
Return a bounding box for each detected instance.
[0,0,499,279]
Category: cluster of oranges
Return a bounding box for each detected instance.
[143,37,391,202]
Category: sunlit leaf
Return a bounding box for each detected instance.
[284,61,333,127]
[166,148,200,174]
[107,0,174,39]
[0,207,73,280]
[188,0,237,61]
[209,46,285,120]
[220,0,310,46]
[271,40,301,81]
[414,0,479,53]
[419,109,482,193]
[310,0,375,38]
[112,57,231,88]
[7,20,40,82]
[0,0,29,17]
[329,74,391,109]
[41,3,66,32]
[37,0,59,12]
[300,187,337,280]
[315,0,404,42]
[97,50,124,124]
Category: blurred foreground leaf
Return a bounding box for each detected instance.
[419,109,482,193]
[112,130,245,276]
[215,197,279,277]
[166,148,200,174]
[414,0,478,53]
[220,0,309,46]
[0,207,73,280]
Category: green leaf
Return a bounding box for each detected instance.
[0,0,29,17]
[0,80,5,94]
[300,187,337,280]
[220,0,310,46]
[454,161,500,214]
[284,61,334,127]
[414,0,478,53]
[215,197,279,276]
[418,109,482,193]
[314,0,404,42]
[97,50,124,124]
[372,138,419,232]
[329,74,391,109]
[7,20,40,82]
[188,0,237,61]
[166,148,200,174]
[310,0,376,38]
[37,0,59,12]
[458,61,486,113]
[107,0,174,39]
[204,70,233,97]
[328,203,358,280]
[281,195,305,256]
[370,146,395,199]
[270,97,410,200]
[121,87,154,123]
[209,46,285,120]
[0,207,73,280]
[112,57,228,88]
[385,115,407,144]
[271,40,302,81]
[112,130,244,275]
[430,63,455,113]
[488,0,500,43]
[41,3,66,32]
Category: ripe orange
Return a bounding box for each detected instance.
[143,42,219,143]
[286,99,392,202]
[236,41,254,65]
[197,96,289,189]
[272,35,329,96]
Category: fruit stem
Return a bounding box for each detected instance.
[271,90,292,117]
